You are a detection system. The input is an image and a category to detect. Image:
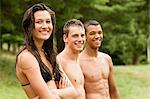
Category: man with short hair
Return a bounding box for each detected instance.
[57,19,86,99]
[79,20,120,99]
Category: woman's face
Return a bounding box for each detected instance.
[32,10,53,42]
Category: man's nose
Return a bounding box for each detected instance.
[78,35,83,41]
[78,35,85,43]
[95,33,100,38]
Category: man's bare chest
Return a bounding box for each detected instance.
[82,60,110,81]
[65,64,84,85]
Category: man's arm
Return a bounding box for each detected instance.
[107,55,120,99]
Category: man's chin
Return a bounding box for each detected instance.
[75,48,83,52]
[95,43,101,47]
[91,45,100,49]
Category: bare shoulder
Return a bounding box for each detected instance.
[56,52,62,63]
[79,50,88,60]
[99,52,112,61]
[56,52,64,70]
[16,49,39,70]
[56,52,68,68]
[99,52,113,68]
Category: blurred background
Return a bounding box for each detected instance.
[0,0,150,99]
[0,0,149,65]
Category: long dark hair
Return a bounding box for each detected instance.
[20,3,61,81]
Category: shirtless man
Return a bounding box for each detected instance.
[57,19,85,99]
[79,20,120,99]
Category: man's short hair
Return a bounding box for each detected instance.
[63,19,84,37]
[84,20,100,33]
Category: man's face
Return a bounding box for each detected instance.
[33,10,53,41]
[86,25,103,49]
[64,25,85,52]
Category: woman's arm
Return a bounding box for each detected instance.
[18,51,60,99]
[57,67,77,98]
[53,56,77,98]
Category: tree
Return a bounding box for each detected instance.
[0,0,148,65]
[90,0,148,64]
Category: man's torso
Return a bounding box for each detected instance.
[79,52,110,99]
[58,54,85,99]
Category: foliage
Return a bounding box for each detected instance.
[0,0,149,65]
[93,0,149,64]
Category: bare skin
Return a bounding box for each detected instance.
[79,23,120,99]
[16,49,76,99]
[16,10,60,99]
[16,9,76,99]
[57,25,86,99]
[16,49,60,99]
[57,52,85,99]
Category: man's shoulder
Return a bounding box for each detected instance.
[56,51,66,61]
[99,52,111,60]
[56,52,62,60]
[56,51,70,68]
[79,50,88,60]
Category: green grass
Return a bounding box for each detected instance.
[115,65,150,99]
[0,50,150,99]
[0,51,27,99]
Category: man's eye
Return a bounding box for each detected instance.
[90,32,95,35]
[81,34,85,37]
[72,35,78,37]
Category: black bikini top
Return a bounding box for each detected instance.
[18,48,61,86]
[21,63,61,86]
[39,61,56,83]
[40,63,54,82]
[34,49,61,83]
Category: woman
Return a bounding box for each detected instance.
[16,3,76,99]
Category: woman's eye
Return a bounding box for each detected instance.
[98,31,102,34]
[35,20,42,24]
[46,20,51,23]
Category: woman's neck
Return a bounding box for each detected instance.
[33,38,44,52]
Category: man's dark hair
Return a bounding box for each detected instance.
[84,20,100,33]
